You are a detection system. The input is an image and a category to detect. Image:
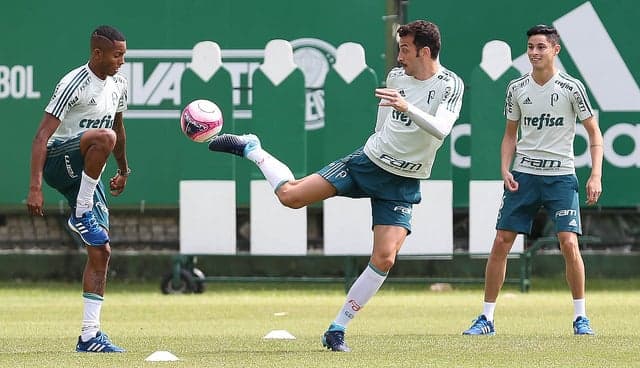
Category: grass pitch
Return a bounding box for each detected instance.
[0,280,639,367]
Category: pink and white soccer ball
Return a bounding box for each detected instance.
[180,99,224,142]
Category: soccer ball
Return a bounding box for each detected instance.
[180,99,223,142]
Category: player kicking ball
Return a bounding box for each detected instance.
[209,20,463,351]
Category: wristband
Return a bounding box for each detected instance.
[117,167,132,177]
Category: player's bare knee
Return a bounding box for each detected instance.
[276,187,305,209]
[280,198,305,209]
[560,239,580,259]
[84,129,116,151]
[490,237,513,258]
[495,230,516,247]
[371,255,395,272]
[96,129,117,149]
[88,243,112,263]
[382,257,396,271]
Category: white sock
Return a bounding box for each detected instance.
[333,263,387,328]
[80,293,103,342]
[75,171,99,217]
[246,148,294,190]
[483,302,497,322]
[573,298,586,320]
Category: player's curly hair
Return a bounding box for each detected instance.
[397,20,441,59]
[526,24,560,45]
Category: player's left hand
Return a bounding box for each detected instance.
[109,172,128,196]
[585,175,602,206]
[375,88,408,112]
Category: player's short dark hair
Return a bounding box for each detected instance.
[526,24,560,45]
[397,20,441,59]
[91,25,126,44]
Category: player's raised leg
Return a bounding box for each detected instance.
[68,129,116,246]
[209,133,293,190]
[209,134,336,207]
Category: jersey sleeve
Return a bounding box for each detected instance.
[115,75,128,113]
[405,76,464,140]
[440,74,464,115]
[45,77,82,121]
[570,79,594,121]
[504,84,520,121]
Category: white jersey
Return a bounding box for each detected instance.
[505,71,593,175]
[46,64,128,144]
[364,66,464,179]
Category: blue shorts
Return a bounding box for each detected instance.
[496,171,581,235]
[43,135,110,230]
[317,148,421,233]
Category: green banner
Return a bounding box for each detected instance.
[409,0,640,207]
[2,0,386,208]
[2,0,639,208]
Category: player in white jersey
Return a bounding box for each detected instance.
[365,63,463,179]
[463,25,603,336]
[27,25,130,352]
[209,20,463,351]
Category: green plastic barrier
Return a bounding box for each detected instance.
[469,64,520,180]
[180,64,235,180]
[321,67,379,165]
[250,68,307,182]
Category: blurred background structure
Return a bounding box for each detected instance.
[2,0,639,283]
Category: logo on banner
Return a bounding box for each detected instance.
[452,1,640,169]
[118,38,337,131]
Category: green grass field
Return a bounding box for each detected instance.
[1,280,639,367]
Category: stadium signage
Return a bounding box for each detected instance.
[0,65,40,99]
[122,38,336,131]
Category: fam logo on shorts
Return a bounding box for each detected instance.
[393,205,412,215]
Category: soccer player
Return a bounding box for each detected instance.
[462,25,603,336]
[26,25,130,352]
[209,20,464,351]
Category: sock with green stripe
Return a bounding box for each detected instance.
[332,263,387,328]
[80,292,103,342]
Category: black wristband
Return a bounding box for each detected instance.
[117,167,132,177]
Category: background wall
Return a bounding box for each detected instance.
[2,0,639,209]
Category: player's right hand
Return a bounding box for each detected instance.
[503,172,519,192]
[26,189,44,216]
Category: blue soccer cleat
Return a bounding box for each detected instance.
[322,330,351,352]
[573,316,595,335]
[68,212,109,246]
[208,134,260,157]
[462,314,496,335]
[76,331,125,353]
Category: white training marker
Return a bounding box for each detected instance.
[145,351,180,361]
[263,330,296,339]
